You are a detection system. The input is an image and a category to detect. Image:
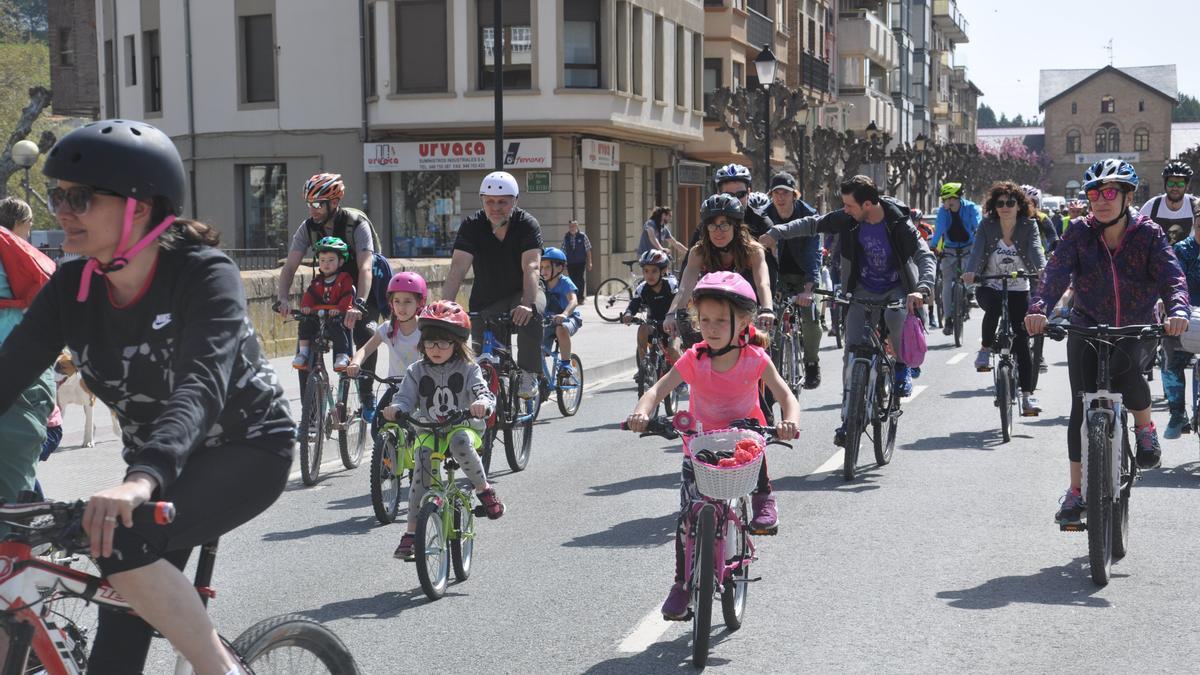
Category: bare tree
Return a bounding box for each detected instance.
[0,85,51,199]
[707,85,809,188]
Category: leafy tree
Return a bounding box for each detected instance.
[977,103,997,129]
[1011,114,1025,127]
[1175,93,1200,123]
[997,113,1011,127]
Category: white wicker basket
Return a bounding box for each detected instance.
[687,429,766,500]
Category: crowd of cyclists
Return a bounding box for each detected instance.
[0,114,1199,669]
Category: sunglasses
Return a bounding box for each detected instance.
[422,339,454,350]
[706,222,735,232]
[1086,187,1125,202]
[941,196,960,202]
[48,185,123,215]
[995,198,1018,208]
[729,190,750,199]
[1166,179,1189,189]
[307,200,330,210]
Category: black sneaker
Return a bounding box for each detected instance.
[942,318,954,336]
[1134,423,1162,469]
[804,363,820,390]
[833,425,846,447]
[1055,488,1086,526]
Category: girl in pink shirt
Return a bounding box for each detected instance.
[626,271,798,621]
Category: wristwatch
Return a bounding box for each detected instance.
[353,297,369,313]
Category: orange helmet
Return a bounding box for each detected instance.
[304,173,345,203]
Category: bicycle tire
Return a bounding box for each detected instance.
[369,431,406,525]
[414,500,449,600]
[338,378,368,470]
[659,351,678,416]
[1086,414,1115,586]
[450,497,475,581]
[873,361,897,467]
[1030,336,1044,391]
[781,332,800,399]
[952,285,964,348]
[720,498,750,631]
[504,373,536,472]
[299,375,327,486]
[232,613,360,675]
[843,361,870,481]
[1112,421,1132,560]
[692,506,715,669]
[998,364,1014,443]
[594,278,632,322]
[556,354,584,417]
[479,361,502,474]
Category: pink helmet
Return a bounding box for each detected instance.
[387,271,428,306]
[692,271,757,311]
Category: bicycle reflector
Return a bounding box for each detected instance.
[154,502,176,525]
[673,410,697,434]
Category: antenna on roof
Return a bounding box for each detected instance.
[1104,38,1113,66]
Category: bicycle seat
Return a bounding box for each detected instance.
[622,259,641,269]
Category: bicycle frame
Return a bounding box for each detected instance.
[474,316,537,428]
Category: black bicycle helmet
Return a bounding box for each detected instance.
[700,193,745,224]
[43,119,186,215]
[1163,160,1194,180]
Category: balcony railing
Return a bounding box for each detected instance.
[801,53,830,94]
[747,7,773,48]
[932,0,969,43]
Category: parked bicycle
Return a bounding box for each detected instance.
[974,271,1040,443]
[628,316,682,415]
[594,258,675,322]
[539,318,585,417]
[1043,322,1165,586]
[288,308,368,485]
[471,312,539,473]
[815,289,903,481]
[0,499,360,674]
[357,372,416,525]
[393,411,487,601]
[626,416,791,669]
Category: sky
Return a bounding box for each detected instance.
[952,0,1197,121]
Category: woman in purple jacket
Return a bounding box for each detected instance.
[1025,159,1189,527]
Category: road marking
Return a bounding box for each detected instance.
[946,352,968,365]
[903,384,927,401]
[812,450,843,475]
[287,457,348,483]
[618,608,673,653]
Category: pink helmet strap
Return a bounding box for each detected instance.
[77,197,177,302]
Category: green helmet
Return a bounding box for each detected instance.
[939,182,964,200]
[314,236,350,262]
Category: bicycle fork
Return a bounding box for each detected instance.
[1079,394,1124,504]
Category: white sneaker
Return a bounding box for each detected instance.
[333,354,351,372]
[292,351,310,370]
[517,372,539,399]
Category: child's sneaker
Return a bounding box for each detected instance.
[292,350,310,370]
[333,354,351,372]
[1055,487,1085,526]
[974,349,991,371]
[1134,422,1162,469]
[750,492,778,534]
[661,582,690,621]
[393,533,415,560]
[476,487,505,520]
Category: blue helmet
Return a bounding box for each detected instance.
[541,247,568,263]
[1083,159,1139,192]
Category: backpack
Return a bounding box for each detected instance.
[0,227,55,310]
[305,208,394,318]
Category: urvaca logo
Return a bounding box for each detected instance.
[504,142,521,166]
[368,144,399,167]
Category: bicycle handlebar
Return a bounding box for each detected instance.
[812,288,906,310]
[622,416,792,447]
[975,271,1040,281]
[1042,323,1166,343]
[393,409,479,429]
[0,500,176,549]
[355,371,405,387]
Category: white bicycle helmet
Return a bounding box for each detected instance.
[480,171,520,197]
[746,191,771,215]
[714,163,752,185]
[1019,184,1042,208]
[1083,159,1139,192]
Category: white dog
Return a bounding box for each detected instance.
[53,350,120,448]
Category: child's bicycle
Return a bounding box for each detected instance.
[0,499,360,674]
[285,307,369,486]
[392,410,489,601]
[624,415,791,669]
[471,311,538,474]
[627,316,681,415]
[539,318,585,417]
[356,372,415,525]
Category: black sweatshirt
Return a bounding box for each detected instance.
[0,245,295,489]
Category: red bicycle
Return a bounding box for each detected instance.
[0,499,359,674]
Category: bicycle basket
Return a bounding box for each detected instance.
[687,429,765,500]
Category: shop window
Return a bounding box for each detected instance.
[391,172,461,257]
[397,0,448,92]
[240,164,288,249]
[478,0,532,90]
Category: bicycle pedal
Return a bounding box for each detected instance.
[747,525,778,536]
[976,366,992,372]
[1059,522,1087,532]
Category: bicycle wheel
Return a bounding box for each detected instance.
[593,278,632,322]
[952,285,964,348]
[232,613,360,674]
[843,361,870,481]
[369,430,407,525]
[1112,422,1132,561]
[450,497,475,581]
[299,375,328,486]
[1030,335,1044,391]
[338,378,368,470]
[720,498,750,631]
[415,500,450,600]
[780,332,800,399]
[659,353,679,416]
[38,550,98,664]
[998,364,1014,443]
[1085,414,1115,586]
[556,354,584,417]
[873,361,897,467]
[504,373,536,472]
[691,506,715,669]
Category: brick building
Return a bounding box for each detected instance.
[47,0,100,118]
[1039,65,1178,202]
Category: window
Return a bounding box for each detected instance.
[1138,99,1145,112]
[478,0,532,90]
[240,164,287,249]
[703,58,721,117]
[1071,101,1076,115]
[58,28,73,66]
[1100,95,1115,113]
[808,18,816,53]
[391,172,461,257]
[241,14,276,103]
[564,0,600,88]
[631,8,643,95]
[124,34,136,86]
[675,26,686,105]
[692,33,703,112]
[1134,128,1149,152]
[732,61,744,91]
[653,15,664,101]
[143,31,162,113]
[103,40,116,117]
[397,1,448,92]
[366,5,377,96]
[1096,123,1119,152]
[1066,130,1081,154]
[616,1,628,92]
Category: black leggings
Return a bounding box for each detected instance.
[88,444,291,674]
[1065,335,1151,462]
[975,287,1034,392]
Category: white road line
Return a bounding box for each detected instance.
[946,352,968,365]
[812,450,843,475]
[617,608,673,653]
[903,384,928,401]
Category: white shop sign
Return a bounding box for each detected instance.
[580,138,620,171]
[364,138,553,172]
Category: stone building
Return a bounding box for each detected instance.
[47,0,100,117]
[1039,65,1178,201]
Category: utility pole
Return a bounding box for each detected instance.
[494,2,504,171]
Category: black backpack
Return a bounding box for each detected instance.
[306,208,394,318]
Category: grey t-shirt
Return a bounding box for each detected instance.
[288,208,375,257]
[637,219,672,255]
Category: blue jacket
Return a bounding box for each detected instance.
[1174,235,1200,307]
[931,199,981,250]
[765,199,822,285]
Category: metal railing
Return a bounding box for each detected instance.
[223,248,286,271]
[801,53,830,93]
[747,7,773,49]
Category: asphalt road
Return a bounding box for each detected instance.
[35,312,1200,673]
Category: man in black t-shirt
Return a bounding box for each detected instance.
[443,171,547,399]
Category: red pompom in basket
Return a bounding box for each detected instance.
[685,428,765,500]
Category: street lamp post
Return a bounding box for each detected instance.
[12,139,39,205]
[865,121,882,186]
[913,133,928,210]
[754,45,777,182]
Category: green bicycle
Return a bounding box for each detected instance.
[358,373,418,525]
[394,410,486,601]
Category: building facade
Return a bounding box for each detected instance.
[1040,65,1178,202]
[47,0,101,117]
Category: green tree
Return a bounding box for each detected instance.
[977,103,998,129]
[1175,93,1200,123]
